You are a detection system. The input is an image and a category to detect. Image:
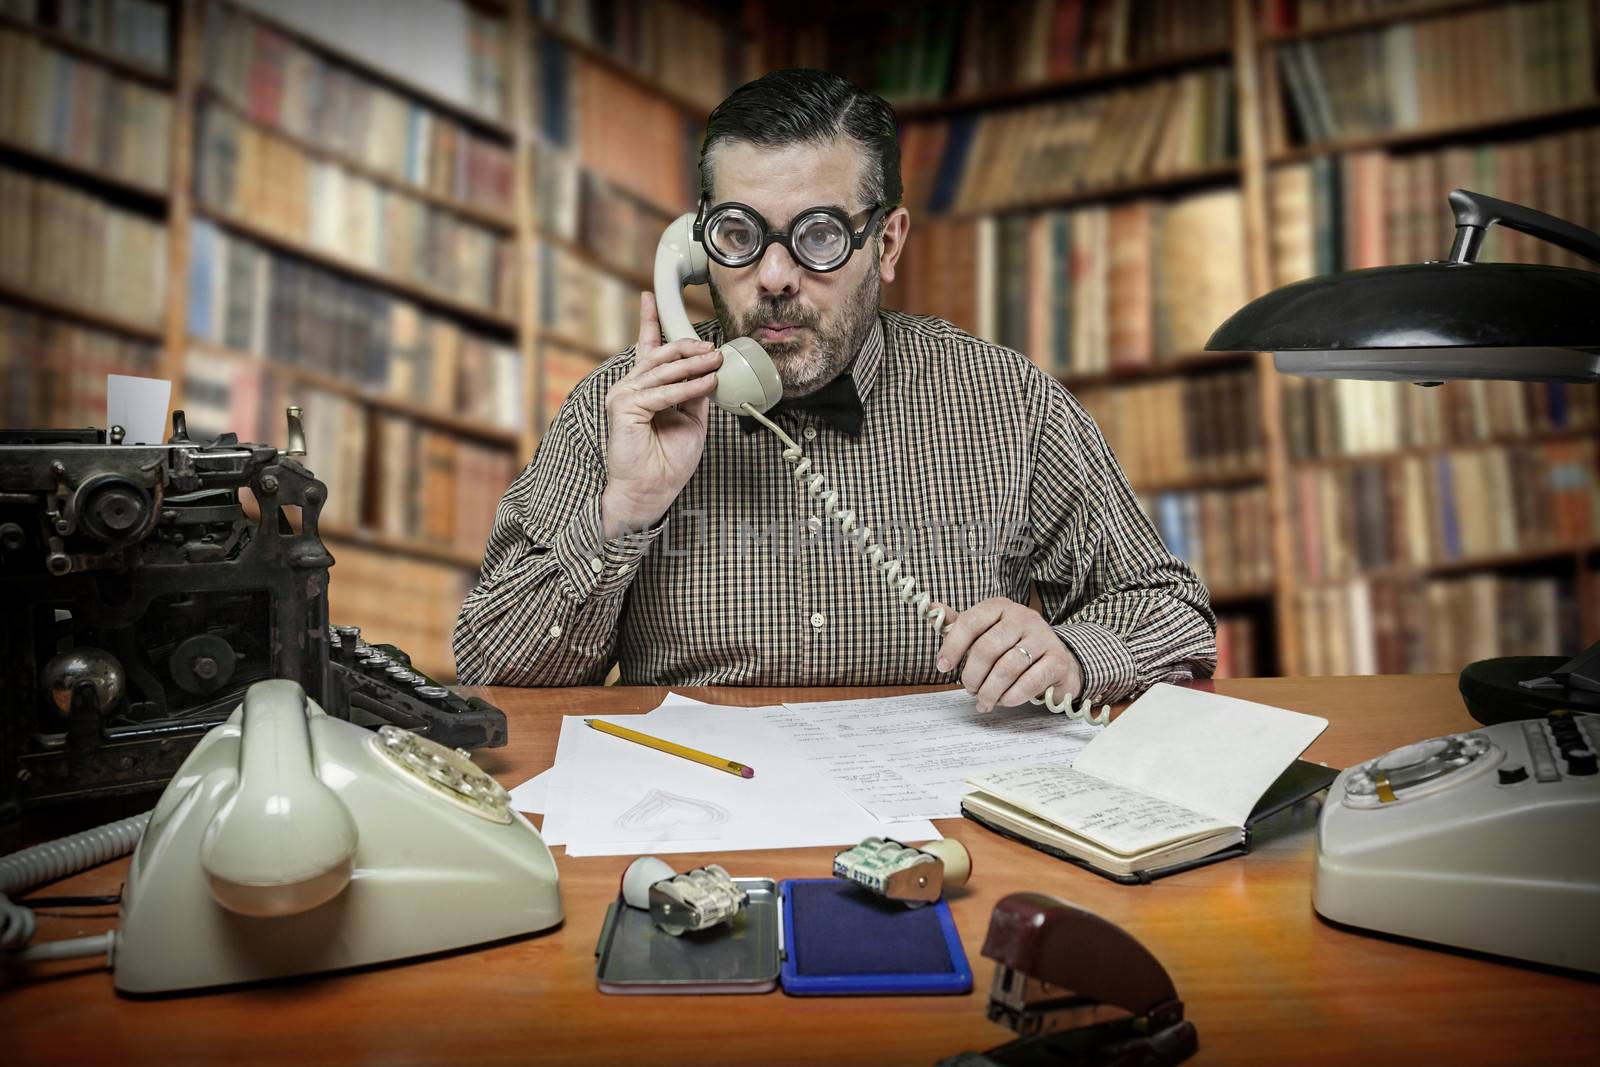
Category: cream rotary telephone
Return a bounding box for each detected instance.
[0,680,563,993]
[654,215,1105,723]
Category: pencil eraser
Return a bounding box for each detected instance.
[740,767,754,779]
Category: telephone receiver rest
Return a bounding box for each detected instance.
[198,678,359,918]
[654,212,783,415]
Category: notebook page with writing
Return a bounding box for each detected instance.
[964,764,1234,856]
[1072,683,1328,827]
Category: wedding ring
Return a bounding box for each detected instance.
[1013,643,1033,665]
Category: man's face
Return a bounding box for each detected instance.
[705,139,903,398]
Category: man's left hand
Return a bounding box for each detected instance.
[934,597,1083,713]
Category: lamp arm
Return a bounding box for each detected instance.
[1448,188,1600,267]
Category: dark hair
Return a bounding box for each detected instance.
[699,69,902,217]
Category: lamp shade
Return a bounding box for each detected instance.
[1205,189,1600,383]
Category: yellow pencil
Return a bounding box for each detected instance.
[584,718,756,779]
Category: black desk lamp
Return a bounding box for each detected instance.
[1205,189,1600,722]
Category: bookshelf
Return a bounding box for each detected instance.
[5,0,1596,681]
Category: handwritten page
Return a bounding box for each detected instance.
[539,707,937,856]
[774,690,1102,820]
[1073,683,1328,826]
[965,764,1232,856]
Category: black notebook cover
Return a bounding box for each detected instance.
[961,758,1338,885]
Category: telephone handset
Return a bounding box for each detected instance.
[655,213,783,414]
[653,219,1106,723]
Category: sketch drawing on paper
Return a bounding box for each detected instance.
[615,789,732,832]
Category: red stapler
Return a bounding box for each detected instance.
[938,893,1197,1067]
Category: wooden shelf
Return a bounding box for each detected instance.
[217,0,514,141]
[1060,350,1255,390]
[534,226,714,311]
[894,46,1233,121]
[1210,585,1276,607]
[1263,0,1513,44]
[1131,464,1266,495]
[0,282,165,341]
[320,522,484,570]
[945,162,1242,218]
[200,89,517,233]
[190,341,522,447]
[0,10,172,88]
[195,205,520,334]
[1305,543,1600,588]
[1269,100,1600,165]
[0,136,170,207]
[535,328,620,363]
[1291,425,1600,471]
[529,16,715,119]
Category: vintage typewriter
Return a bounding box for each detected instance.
[0,409,506,819]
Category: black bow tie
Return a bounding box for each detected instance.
[737,372,864,437]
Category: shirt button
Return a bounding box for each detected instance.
[589,557,604,573]
[802,426,818,442]
[809,612,825,630]
[807,515,823,533]
[548,624,563,638]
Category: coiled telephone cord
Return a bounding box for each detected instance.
[744,405,1109,725]
[1,811,149,960]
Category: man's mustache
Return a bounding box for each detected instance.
[741,300,820,332]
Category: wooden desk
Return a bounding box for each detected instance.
[5,675,1598,1065]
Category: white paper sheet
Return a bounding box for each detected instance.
[107,375,170,446]
[1073,683,1329,827]
[545,706,936,856]
[508,691,709,814]
[773,689,1102,820]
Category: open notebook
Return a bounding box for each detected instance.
[962,683,1333,882]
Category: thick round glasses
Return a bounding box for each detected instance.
[693,200,888,273]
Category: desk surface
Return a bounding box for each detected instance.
[5,675,1598,1065]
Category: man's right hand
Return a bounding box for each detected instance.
[599,292,722,540]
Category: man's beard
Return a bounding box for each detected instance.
[710,265,881,398]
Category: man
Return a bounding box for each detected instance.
[453,69,1216,711]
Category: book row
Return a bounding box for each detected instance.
[986,187,1250,374]
[0,27,172,188]
[201,0,513,204]
[899,64,1236,215]
[1296,570,1591,677]
[540,339,602,430]
[1290,439,1600,583]
[186,221,524,431]
[536,238,641,359]
[1,0,169,72]
[0,164,166,325]
[532,33,705,215]
[195,103,515,316]
[0,304,160,427]
[1214,615,1260,679]
[1282,377,1599,461]
[1271,126,1600,283]
[1271,0,1596,149]
[182,356,516,561]
[528,0,740,114]
[1261,0,1483,34]
[1138,483,1274,595]
[1077,367,1265,489]
[532,145,678,288]
[774,0,1232,105]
